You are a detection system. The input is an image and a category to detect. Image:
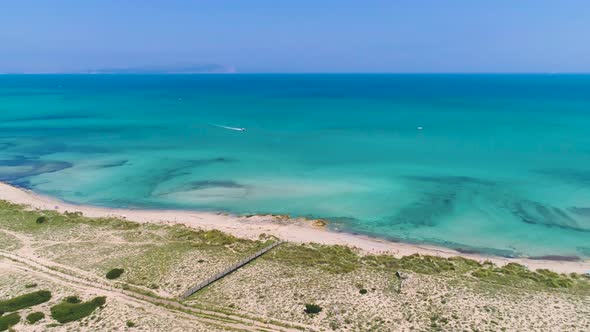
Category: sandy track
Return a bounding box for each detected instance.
[0,250,314,332]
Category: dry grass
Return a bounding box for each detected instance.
[192,245,590,331]
[0,200,589,331]
[0,266,225,331]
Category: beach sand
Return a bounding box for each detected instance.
[0,181,588,274]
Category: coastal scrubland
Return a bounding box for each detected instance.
[0,200,588,331]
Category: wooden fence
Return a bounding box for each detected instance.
[180,240,284,299]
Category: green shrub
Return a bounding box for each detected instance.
[304,303,322,315]
[447,256,482,269]
[536,269,574,288]
[266,244,360,274]
[50,296,106,323]
[106,268,124,280]
[26,312,45,324]
[499,262,528,275]
[360,254,397,268]
[471,269,491,278]
[65,296,81,304]
[471,264,576,289]
[168,226,239,245]
[200,229,238,245]
[126,320,136,327]
[0,312,20,331]
[35,216,47,224]
[398,254,455,274]
[359,288,368,294]
[24,283,37,288]
[0,290,52,312]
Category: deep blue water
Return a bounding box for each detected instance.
[1,74,590,259]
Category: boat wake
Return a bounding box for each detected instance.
[210,124,246,132]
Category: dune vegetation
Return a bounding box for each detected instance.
[0,199,588,331]
[0,290,51,313]
[50,296,106,323]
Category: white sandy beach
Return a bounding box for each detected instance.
[0,181,588,274]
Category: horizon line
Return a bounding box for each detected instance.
[2,72,590,75]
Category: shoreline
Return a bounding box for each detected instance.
[1,181,588,274]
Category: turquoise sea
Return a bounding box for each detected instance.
[1,74,589,259]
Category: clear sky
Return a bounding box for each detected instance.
[1,0,589,73]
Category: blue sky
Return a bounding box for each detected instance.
[1,0,589,73]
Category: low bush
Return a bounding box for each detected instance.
[266,244,360,274]
[168,225,240,246]
[65,296,81,304]
[126,320,136,327]
[0,290,51,312]
[304,303,322,315]
[24,283,37,288]
[471,268,492,278]
[471,264,576,289]
[397,254,456,274]
[26,312,45,324]
[106,268,124,280]
[50,296,106,323]
[0,312,20,331]
[35,216,47,224]
[536,269,574,288]
[359,288,368,294]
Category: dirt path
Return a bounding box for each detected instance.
[0,250,314,332]
[1,260,259,331]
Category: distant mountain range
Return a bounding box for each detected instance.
[0,64,236,74]
[86,64,236,74]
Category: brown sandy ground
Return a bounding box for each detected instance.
[193,255,590,331]
[0,200,589,331]
[0,261,222,331]
[0,201,273,298]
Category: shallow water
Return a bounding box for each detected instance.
[1,74,589,258]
